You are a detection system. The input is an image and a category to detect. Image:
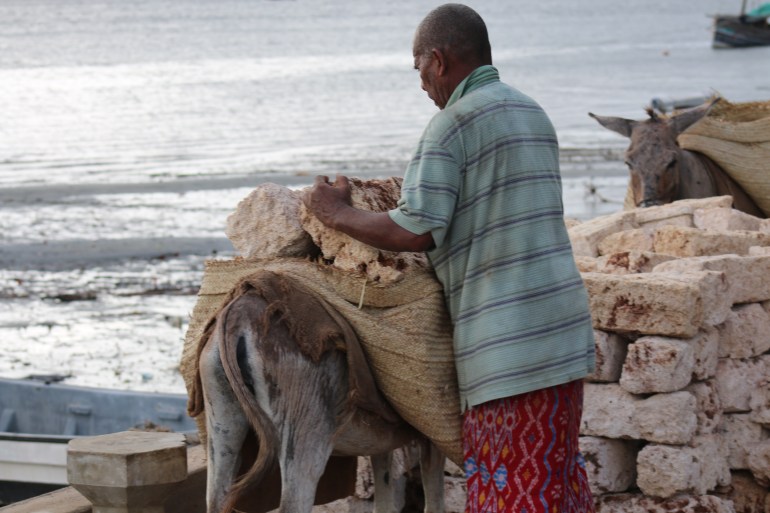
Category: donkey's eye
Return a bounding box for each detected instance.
[666,159,677,169]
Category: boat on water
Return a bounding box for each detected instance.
[713,1,770,48]
[0,376,195,505]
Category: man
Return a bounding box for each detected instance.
[304,4,595,512]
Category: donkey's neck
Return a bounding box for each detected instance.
[677,150,717,200]
[680,150,765,218]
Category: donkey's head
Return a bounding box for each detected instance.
[589,98,718,208]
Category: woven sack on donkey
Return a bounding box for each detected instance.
[679,99,770,216]
[180,257,463,465]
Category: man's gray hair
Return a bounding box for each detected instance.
[414,4,492,65]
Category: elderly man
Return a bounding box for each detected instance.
[304,4,595,512]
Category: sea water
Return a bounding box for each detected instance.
[0,0,768,391]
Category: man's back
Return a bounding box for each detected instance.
[392,66,595,409]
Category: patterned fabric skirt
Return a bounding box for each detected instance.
[462,380,595,513]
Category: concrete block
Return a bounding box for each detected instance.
[226,183,315,259]
[579,436,638,494]
[567,211,638,257]
[653,225,770,257]
[722,413,768,469]
[582,270,728,338]
[595,493,735,513]
[654,254,770,304]
[636,435,729,498]
[693,206,763,232]
[67,431,187,513]
[717,303,770,359]
[582,384,697,444]
[620,336,694,394]
[587,330,628,382]
[597,228,654,256]
[716,357,768,413]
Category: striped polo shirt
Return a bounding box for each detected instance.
[390,65,595,411]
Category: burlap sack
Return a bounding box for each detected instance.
[180,257,464,465]
[679,99,770,216]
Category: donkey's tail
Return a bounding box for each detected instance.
[217,294,279,513]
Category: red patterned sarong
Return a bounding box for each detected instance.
[462,380,594,513]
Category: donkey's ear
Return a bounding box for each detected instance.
[589,113,635,138]
[670,97,720,136]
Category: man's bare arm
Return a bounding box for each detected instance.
[303,175,434,253]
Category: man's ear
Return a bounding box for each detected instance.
[432,48,447,76]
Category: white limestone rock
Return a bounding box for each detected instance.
[632,196,733,228]
[581,270,729,338]
[574,255,598,273]
[685,380,723,435]
[749,245,770,256]
[653,225,770,257]
[595,493,735,513]
[653,254,770,305]
[582,384,697,444]
[749,384,770,427]
[567,210,638,257]
[579,436,638,494]
[693,206,763,232]
[619,336,694,394]
[747,439,770,487]
[722,413,768,469]
[690,327,720,381]
[225,183,315,259]
[592,251,676,275]
[300,177,430,284]
[715,357,768,413]
[715,471,768,513]
[588,330,628,382]
[717,303,770,359]
[636,435,729,498]
[597,228,655,256]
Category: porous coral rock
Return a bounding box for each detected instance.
[225,183,315,259]
[300,177,430,283]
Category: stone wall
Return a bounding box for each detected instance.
[570,196,770,513]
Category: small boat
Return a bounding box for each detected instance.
[713,1,770,48]
[0,376,195,505]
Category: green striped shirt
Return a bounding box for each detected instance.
[390,65,595,410]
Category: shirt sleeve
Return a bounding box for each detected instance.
[388,137,460,249]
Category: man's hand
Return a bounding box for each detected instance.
[303,173,435,253]
[303,174,352,229]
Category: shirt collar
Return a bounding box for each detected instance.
[445,65,500,109]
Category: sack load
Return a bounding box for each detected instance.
[180,178,464,465]
[678,99,770,216]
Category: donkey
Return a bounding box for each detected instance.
[589,99,765,217]
[197,290,446,513]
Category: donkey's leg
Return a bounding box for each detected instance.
[200,339,250,513]
[419,440,446,513]
[261,347,345,513]
[371,451,405,513]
